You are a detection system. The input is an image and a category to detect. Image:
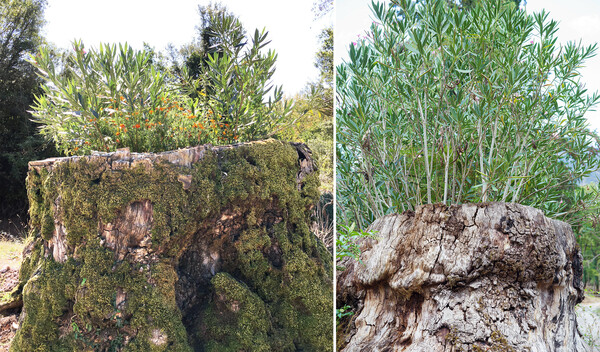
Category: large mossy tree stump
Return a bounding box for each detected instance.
[11,139,332,351]
[338,203,587,352]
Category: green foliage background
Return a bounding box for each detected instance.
[0,0,56,219]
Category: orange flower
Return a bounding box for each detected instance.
[119,124,125,128]
[150,110,154,114]
[116,131,120,136]
[135,124,141,129]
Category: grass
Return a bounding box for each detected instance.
[0,240,24,270]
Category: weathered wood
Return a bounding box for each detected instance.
[338,203,587,352]
[13,139,332,351]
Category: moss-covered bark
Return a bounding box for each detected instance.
[11,139,332,351]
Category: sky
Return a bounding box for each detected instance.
[42,0,332,96]
[335,0,600,133]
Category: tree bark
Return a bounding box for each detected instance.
[11,139,332,351]
[338,203,587,352]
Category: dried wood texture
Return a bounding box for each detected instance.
[338,203,587,352]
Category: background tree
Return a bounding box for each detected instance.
[0,0,55,221]
[171,3,242,100]
[312,0,333,20]
[308,27,333,118]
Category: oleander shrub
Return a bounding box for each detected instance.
[336,0,600,229]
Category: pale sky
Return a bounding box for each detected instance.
[43,0,332,96]
[335,0,600,133]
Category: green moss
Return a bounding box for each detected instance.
[15,140,332,351]
[489,330,516,352]
[12,242,191,352]
[202,273,271,352]
[11,258,78,352]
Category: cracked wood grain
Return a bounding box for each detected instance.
[337,203,588,352]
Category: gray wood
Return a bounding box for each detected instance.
[338,203,588,352]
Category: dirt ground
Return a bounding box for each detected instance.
[582,294,600,305]
[0,238,23,352]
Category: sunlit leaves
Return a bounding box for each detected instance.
[337,0,600,230]
[29,42,218,154]
[186,10,292,144]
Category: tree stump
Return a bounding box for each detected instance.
[10,139,332,351]
[337,203,587,352]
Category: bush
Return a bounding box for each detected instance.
[31,26,292,155]
[30,42,217,155]
[336,0,600,228]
